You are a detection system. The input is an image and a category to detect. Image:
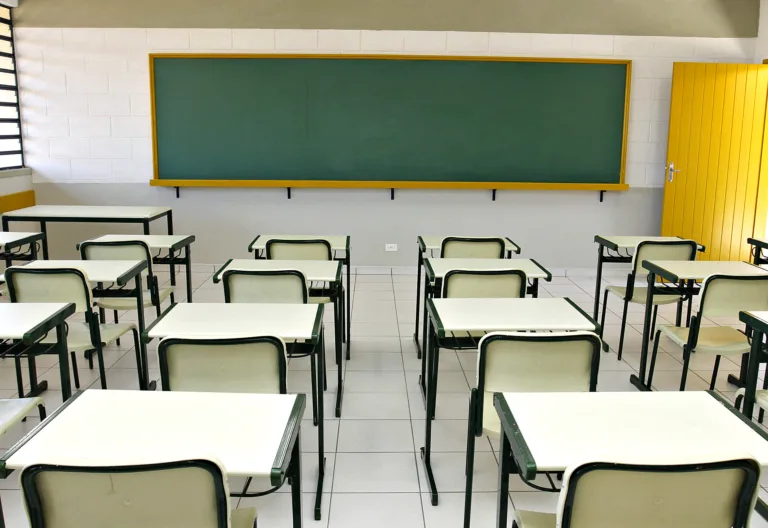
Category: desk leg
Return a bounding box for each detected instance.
[143,220,150,236]
[629,271,656,391]
[185,245,193,302]
[166,210,174,235]
[530,278,539,298]
[290,429,303,528]
[346,250,351,357]
[168,250,177,304]
[24,353,48,398]
[419,272,433,408]
[334,291,344,418]
[1,217,9,269]
[57,323,72,401]
[314,328,326,521]
[39,221,48,259]
[593,246,604,320]
[135,277,156,391]
[742,328,763,419]
[496,427,512,528]
[414,249,423,354]
[420,320,439,506]
[419,270,431,363]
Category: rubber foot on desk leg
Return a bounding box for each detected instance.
[147,380,157,391]
[727,374,745,388]
[420,447,438,506]
[335,383,343,418]
[315,457,326,520]
[629,374,652,392]
[602,342,609,353]
[26,380,49,398]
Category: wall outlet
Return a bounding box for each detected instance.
[385,244,398,252]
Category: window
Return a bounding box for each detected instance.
[0,5,22,170]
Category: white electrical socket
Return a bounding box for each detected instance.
[385,244,398,252]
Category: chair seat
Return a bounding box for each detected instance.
[606,285,682,305]
[659,325,749,355]
[0,398,43,435]
[308,296,332,305]
[514,509,556,528]
[231,506,257,528]
[94,287,173,310]
[41,321,137,352]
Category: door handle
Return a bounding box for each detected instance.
[666,162,681,182]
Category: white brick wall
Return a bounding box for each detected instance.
[14,28,757,185]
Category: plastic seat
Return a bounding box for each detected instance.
[599,240,697,360]
[440,237,506,258]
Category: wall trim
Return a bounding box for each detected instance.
[0,189,35,213]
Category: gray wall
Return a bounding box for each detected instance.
[29,183,663,269]
[13,0,759,37]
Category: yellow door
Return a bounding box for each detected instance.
[661,62,768,261]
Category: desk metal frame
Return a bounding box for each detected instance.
[0,232,43,268]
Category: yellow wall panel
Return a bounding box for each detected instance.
[701,64,726,259]
[661,63,685,237]
[691,63,716,248]
[682,64,705,239]
[730,65,757,260]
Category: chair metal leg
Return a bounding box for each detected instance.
[736,393,744,410]
[680,345,691,391]
[599,289,610,352]
[310,352,318,426]
[647,329,662,389]
[114,310,120,347]
[463,393,477,528]
[37,404,46,420]
[617,299,630,361]
[70,351,80,389]
[649,305,659,340]
[131,328,145,389]
[14,356,23,399]
[85,349,94,370]
[710,355,721,391]
[759,373,768,424]
[95,344,108,390]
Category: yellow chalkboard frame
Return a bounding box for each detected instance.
[149,53,632,191]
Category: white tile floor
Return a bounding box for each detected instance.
[2,269,768,528]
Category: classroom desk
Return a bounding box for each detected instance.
[0,232,43,268]
[413,236,522,356]
[213,258,346,372]
[631,260,768,392]
[0,390,306,528]
[1,206,173,260]
[739,310,768,420]
[493,391,768,528]
[0,303,75,401]
[2,259,153,391]
[249,235,351,352]
[414,258,553,359]
[592,235,704,320]
[143,302,327,520]
[421,297,598,506]
[81,234,196,303]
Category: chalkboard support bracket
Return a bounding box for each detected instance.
[175,186,180,199]
[599,190,605,203]
[287,187,291,199]
[390,188,395,200]
[492,189,497,201]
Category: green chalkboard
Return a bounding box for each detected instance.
[150,55,630,189]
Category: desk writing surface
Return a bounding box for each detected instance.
[0,232,42,250]
[3,260,145,284]
[644,260,767,281]
[216,259,341,283]
[500,391,768,472]
[250,235,349,252]
[5,390,300,477]
[425,258,550,280]
[147,303,322,341]
[86,234,194,250]
[0,303,73,341]
[2,205,171,219]
[420,236,520,254]
[429,298,595,333]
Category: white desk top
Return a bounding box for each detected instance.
[500,391,768,473]
[0,303,74,342]
[2,260,145,285]
[85,234,194,250]
[595,235,683,249]
[0,232,43,250]
[420,236,520,253]
[425,258,550,280]
[5,390,302,479]
[428,298,596,335]
[249,235,349,252]
[2,205,171,220]
[146,303,322,341]
[644,260,767,281]
[214,259,341,283]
